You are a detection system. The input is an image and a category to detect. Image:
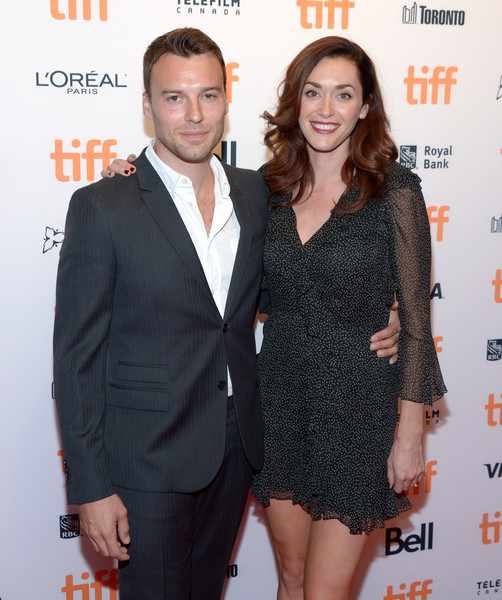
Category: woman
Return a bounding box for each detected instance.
[251,36,446,600]
[105,36,446,600]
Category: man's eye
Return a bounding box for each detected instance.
[203,93,217,100]
[166,95,180,102]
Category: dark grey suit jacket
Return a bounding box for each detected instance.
[53,150,268,505]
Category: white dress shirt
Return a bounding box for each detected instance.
[146,143,240,395]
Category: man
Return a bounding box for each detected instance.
[54,28,399,599]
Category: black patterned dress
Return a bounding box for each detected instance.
[252,162,447,534]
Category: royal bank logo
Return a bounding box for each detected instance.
[399,145,454,170]
[176,0,241,17]
[60,514,80,539]
[35,70,127,95]
[487,339,502,361]
[491,215,502,233]
[51,0,108,21]
[402,2,465,26]
[43,226,65,254]
[475,578,502,596]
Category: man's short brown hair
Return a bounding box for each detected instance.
[143,28,227,96]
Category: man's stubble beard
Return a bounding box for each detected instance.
[158,120,225,165]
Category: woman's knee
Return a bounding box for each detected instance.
[277,552,306,591]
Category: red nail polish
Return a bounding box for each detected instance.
[124,170,130,175]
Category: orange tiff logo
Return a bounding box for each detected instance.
[404,66,458,105]
[485,393,502,427]
[384,579,433,600]
[427,206,450,241]
[433,336,443,353]
[51,0,108,20]
[480,511,502,545]
[493,269,502,303]
[297,0,354,30]
[51,139,118,182]
[61,570,118,599]
[226,63,239,103]
[405,459,437,496]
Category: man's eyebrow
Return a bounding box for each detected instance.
[160,86,223,95]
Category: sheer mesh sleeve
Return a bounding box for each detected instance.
[387,167,447,405]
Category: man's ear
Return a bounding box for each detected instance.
[143,92,152,120]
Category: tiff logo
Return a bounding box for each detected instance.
[485,462,502,479]
[485,393,502,427]
[427,206,450,242]
[493,269,502,303]
[61,570,118,599]
[405,459,437,496]
[433,336,443,353]
[384,579,433,600]
[297,0,354,30]
[51,139,117,182]
[51,0,108,20]
[491,215,502,233]
[404,66,458,105]
[225,63,239,103]
[480,512,502,545]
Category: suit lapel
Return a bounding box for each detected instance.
[223,163,253,321]
[135,150,220,316]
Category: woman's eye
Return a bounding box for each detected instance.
[339,93,352,100]
[305,89,318,97]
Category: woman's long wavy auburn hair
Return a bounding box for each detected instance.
[262,36,398,213]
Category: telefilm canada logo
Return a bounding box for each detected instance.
[487,339,502,361]
[176,0,241,17]
[60,513,80,539]
[475,577,502,596]
[400,144,453,170]
[402,2,465,25]
[43,226,64,254]
[35,70,127,95]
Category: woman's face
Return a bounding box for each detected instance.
[298,56,369,156]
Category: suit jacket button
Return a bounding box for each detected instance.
[217,380,226,391]
[223,323,229,333]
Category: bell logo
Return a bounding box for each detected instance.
[485,393,502,427]
[51,139,118,182]
[61,570,118,599]
[405,459,437,496]
[297,0,355,30]
[492,269,502,303]
[51,0,108,21]
[225,63,239,103]
[385,522,434,556]
[480,512,502,545]
[384,579,433,600]
[404,66,458,105]
[427,206,449,242]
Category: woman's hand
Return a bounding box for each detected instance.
[101,154,137,178]
[387,400,425,493]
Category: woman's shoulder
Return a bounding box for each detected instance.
[383,161,422,195]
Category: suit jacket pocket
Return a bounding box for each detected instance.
[112,360,171,385]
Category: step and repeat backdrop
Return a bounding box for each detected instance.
[2,1,501,599]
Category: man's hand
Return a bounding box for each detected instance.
[79,494,130,560]
[370,301,400,364]
[101,154,137,178]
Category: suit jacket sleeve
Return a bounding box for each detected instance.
[53,187,115,504]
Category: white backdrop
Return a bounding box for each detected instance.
[2,1,502,599]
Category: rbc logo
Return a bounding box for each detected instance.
[385,522,434,556]
[51,0,108,20]
[50,139,118,182]
[487,339,502,361]
[399,145,417,169]
[297,0,354,30]
[404,66,458,104]
[384,579,433,599]
[61,570,118,599]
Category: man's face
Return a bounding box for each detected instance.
[143,52,227,165]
